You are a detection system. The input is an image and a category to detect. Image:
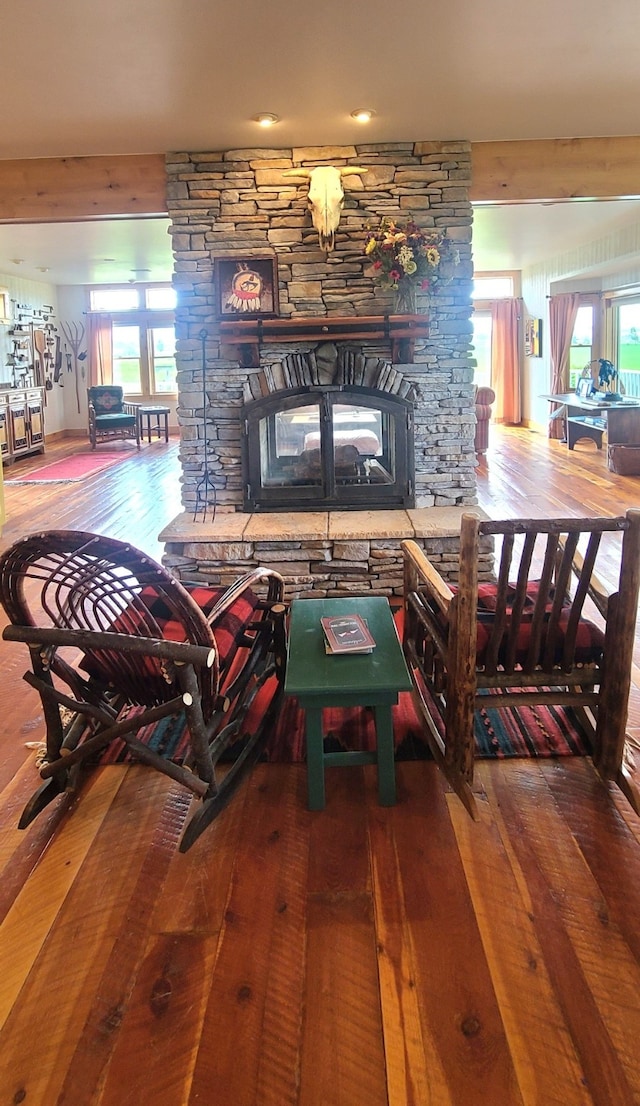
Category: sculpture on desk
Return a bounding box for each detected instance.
[582,358,623,401]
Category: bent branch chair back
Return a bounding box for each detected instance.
[0,530,286,851]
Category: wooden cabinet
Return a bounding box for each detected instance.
[0,387,46,464]
[0,395,8,461]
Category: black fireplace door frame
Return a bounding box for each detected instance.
[242,384,415,512]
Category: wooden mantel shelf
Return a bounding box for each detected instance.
[218,314,429,366]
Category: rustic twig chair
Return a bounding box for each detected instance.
[402,511,640,818]
[0,530,286,851]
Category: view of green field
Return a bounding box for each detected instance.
[112,324,176,394]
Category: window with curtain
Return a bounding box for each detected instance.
[471,271,520,390]
[88,285,177,397]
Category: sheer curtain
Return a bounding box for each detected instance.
[87,313,113,387]
[491,298,522,423]
[548,293,580,439]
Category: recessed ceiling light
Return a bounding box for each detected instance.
[351,108,375,123]
[254,112,279,127]
[37,266,50,273]
[11,258,24,265]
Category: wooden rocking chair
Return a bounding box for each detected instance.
[0,530,287,851]
[402,511,640,818]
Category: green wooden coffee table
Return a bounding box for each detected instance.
[284,596,413,810]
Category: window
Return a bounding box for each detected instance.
[89,284,177,397]
[616,300,640,373]
[89,286,177,312]
[603,295,640,398]
[569,304,594,389]
[90,288,139,312]
[471,312,492,388]
[112,325,142,392]
[149,326,177,393]
[471,271,520,390]
[472,275,515,300]
[145,287,177,311]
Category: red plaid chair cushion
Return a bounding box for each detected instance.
[132,584,261,672]
[442,581,606,667]
[82,583,262,697]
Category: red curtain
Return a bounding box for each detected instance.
[548,293,580,439]
[491,298,522,424]
[87,313,113,387]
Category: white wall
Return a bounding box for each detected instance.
[56,285,91,432]
[519,271,549,429]
[521,218,640,430]
[0,271,66,435]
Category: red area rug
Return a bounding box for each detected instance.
[98,680,590,766]
[4,452,131,484]
[89,608,590,766]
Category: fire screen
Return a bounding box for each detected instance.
[242,385,414,511]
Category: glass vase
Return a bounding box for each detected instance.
[394,278,417,315]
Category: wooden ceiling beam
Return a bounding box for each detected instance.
[0,154,166,222]
[471,136,640,203]
[0,138,638,222]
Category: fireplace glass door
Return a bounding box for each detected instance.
[243,386,414,511]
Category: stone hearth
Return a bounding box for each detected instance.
[160,507,491,598]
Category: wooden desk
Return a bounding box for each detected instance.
[284,596,412,810]
[541,393,640,452]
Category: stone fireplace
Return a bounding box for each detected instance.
[241,345,415,511]
[160,140,486,596]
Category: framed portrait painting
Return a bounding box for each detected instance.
[215,256,279,319]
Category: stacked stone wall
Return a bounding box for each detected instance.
[161,515,494,599]
[165,140,476,511]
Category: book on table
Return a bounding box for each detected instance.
[321,613,376,654]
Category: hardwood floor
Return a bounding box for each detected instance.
[1,429,640,1105]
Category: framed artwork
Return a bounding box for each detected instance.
[215,256,279,319]
[525,317,542,358]
[576,376,594,399]
[0,288,11,325]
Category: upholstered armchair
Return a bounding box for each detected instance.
[87,385,140,449]
[474,385,496,456]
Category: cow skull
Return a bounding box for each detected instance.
[283,165,368,252]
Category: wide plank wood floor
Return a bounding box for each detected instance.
[1,429,640,1105]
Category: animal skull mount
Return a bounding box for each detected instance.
[283,165,368,252]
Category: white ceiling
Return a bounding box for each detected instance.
[2,0,640,289]
[1,0,639,157]
[2,201,640,288]
[0,219,174,286]
[472,199,640,273]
